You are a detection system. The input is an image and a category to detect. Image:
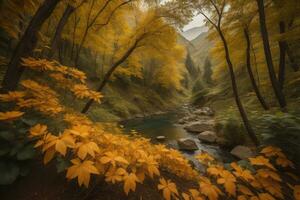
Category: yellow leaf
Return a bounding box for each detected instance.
[123,173,138,195]
[258,193,275,200]
[66,159,99,187]
[77,141,100,159]
[294,185,300,200]
[158,178,179,200]
[44,147,56,164]
[231,162,254,181]
[249,156,276,170]
[217,170,236,196]
[105,167,126,184]
[0,111,24,121]
[199,177,222,200]
[29,124,48,138]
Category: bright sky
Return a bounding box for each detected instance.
[183,14,206,31]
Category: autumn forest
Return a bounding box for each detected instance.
[0,0,300,199]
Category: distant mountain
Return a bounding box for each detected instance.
[181,26,208,41]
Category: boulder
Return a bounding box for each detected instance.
[198,131,218,143]
[184,122,215,133]
[177,138,198,151]
[156,136,166,141]
[193,107,215,116]
[230,145,254,160]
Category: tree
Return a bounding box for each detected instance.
[226,0,269,110]
[195,0,259,145]
[255,0,286,108]
[81,9,185,113]
[1,0,60,91]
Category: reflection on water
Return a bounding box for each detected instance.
[122,113,235,164]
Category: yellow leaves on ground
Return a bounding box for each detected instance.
[0,91,25,102]
[195,152,214,165]
[100,151,129,167]
[76,141,100,159]
[261,146,295,168]
[199,177,223,200]
[0,111,24,121]
[105,167,126,184]
[66,159,99,187]
[123,173,139,195]
[29,124,48,138]
[231,162,254,182]
[217,170,237,196]
[158,178,179,200]
[182,189,204,200]
[294,185,300,200]
[55,134,76,156]
[137,155,160,178]
[249,156,276,170]
[256,169,281,182]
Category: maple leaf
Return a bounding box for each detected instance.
[276,155,295,168]
[0,91,26,102]
[249,156,276,170]
[100,151,129,167]
[0,111,24,121]
[105,167,126,184]
[294,185,300,200]
[238,185,254,197]
[66,159,99,187]
[195,152,214,165]
[199,177,222,200]
[44,147,56,164]
[68,125,92,138]
[257,176,283,199]
[158,178,179,200]
[231,162,254,181]
[29,124,48,138]
[207,165,223,177]
[217,170,236,196]
[258,193,276,200]
[123,173,138,195]
[138,155,160,178]
[55,133,76,156]
[260,146,282,158]
[257,169,281,182]
[76,141,100,159]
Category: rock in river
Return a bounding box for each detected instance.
[230,145,254,160]
[198,131,218,143]
[184,122,215,133]
[177,138,198,151]
[156,136,166,141]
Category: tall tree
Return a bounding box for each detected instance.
[196,0,259,145]
[255,0,286,108]
[1,0,60,91]
[226,0,269,110]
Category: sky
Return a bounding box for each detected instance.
[183,14,206,31]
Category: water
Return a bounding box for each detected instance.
[121,112,235,164]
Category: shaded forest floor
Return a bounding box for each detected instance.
[0,160,197,200]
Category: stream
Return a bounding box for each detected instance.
[121,111,235,168]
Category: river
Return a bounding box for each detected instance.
[121,112,235,166]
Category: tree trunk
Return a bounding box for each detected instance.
[1,0,60,91]
[256,0,286,108]
[81,40,139,113]
[48,5,75,58]
[75,29,88,67]
[244,28,269,110]
[286,44,299,72]
[218,29,259,146]
[278,21,287,89]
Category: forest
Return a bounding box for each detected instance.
[0,0,300,199]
